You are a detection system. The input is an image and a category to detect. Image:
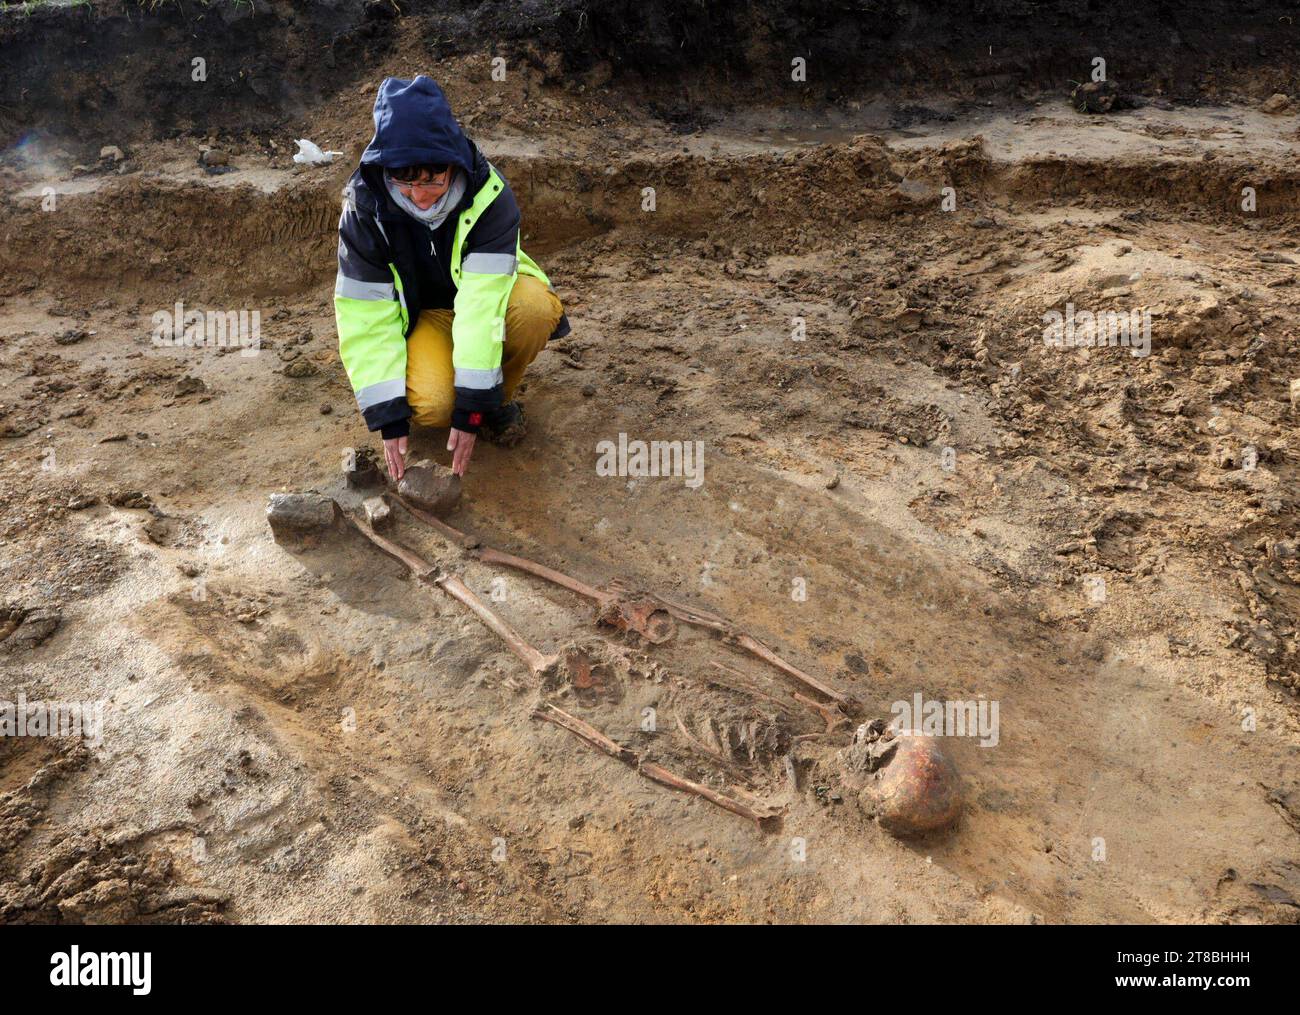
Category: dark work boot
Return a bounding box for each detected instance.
[481,401,527,447]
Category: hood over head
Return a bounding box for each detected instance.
[360,76,475,174]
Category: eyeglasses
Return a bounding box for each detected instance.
[387,168,451,194]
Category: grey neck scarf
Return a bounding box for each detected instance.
[385,168,467,230]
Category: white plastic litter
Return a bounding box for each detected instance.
[292,139,343,165]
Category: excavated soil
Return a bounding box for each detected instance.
[2,1,1300,924]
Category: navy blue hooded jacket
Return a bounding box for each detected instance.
[334,76,568,438]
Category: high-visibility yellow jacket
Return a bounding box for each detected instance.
[334,75,568,438]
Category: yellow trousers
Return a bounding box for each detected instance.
[406,274,564,428]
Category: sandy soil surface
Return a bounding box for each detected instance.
[2,5,1300,924]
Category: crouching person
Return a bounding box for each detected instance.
[334,75,569,479]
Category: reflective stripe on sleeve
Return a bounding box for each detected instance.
[355,377,406,410]
[453,366,504,390]
[462,252,518,275]
[336,273,396,301]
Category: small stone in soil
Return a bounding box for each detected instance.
[363,496,391,529]
[266,492,341,544]
[0,605,62,651]
[343,447,383,489]
[398,461,462,516]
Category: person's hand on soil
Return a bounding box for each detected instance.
[448,428,476,476]
[383,435,408,481]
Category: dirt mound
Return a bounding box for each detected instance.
[0,738,226,924]
[5,1,1298,155]
[0,0,394,149]
[10,127,1299,303]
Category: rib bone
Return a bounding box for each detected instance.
[532,703,782,828]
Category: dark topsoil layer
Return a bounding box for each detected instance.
[1,0,1298,148]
